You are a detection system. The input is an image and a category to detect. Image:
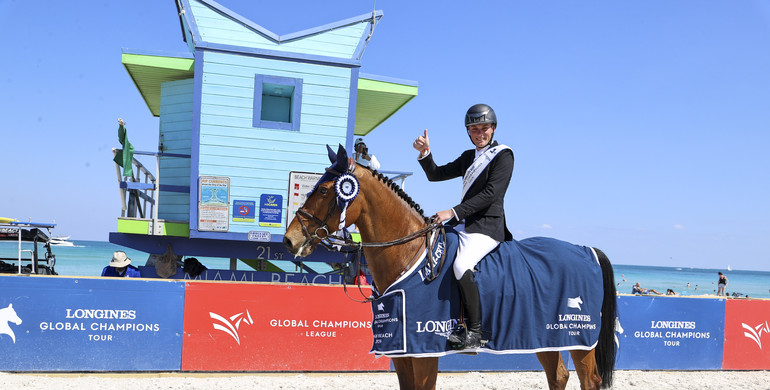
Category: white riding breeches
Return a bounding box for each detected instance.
[452,224,501,280]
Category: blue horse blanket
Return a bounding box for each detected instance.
[370,228,604,357]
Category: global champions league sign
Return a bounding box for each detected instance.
[0,277,184,371]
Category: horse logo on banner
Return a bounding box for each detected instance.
[567,296,584,311]
[742,321,770,349]
[210,310,254,346]
[0,303,22,343]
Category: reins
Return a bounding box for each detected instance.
[332,221,446,303]
[323,221,440,250]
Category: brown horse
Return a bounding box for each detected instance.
[284,146,616,390]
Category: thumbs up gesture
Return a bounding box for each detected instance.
[413,129,430,154]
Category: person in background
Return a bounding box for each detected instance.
[101,251,141,278]
[717,272,728,296]
[354,138,381,170]
[632,282,662,295]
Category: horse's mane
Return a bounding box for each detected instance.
[362,166,431,225]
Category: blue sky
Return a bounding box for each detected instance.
[1,1,768,271]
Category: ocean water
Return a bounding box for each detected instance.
[612,264,770,299]
[2,240,769,299]
[0,240,238,277]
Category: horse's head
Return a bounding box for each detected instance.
[1,303,22,325]
[284,144,360,257]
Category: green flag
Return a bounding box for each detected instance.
[113,121,134,177]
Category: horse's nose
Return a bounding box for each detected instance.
[283,235,295,252]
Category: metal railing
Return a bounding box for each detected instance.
[0,221,56,274]
[112,149,158,220]
[379,170,412,189]
[112,149,192,235]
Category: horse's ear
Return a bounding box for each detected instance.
[336,144,349,171]
[326,144,337,164]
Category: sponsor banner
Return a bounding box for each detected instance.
[0,275,184,371]
[615,296,724,370]
[181,282,390,371]
[723,299,770,369]
[138,267,343,285]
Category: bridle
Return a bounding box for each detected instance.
[295,194,339,246]
[293,165,446,303]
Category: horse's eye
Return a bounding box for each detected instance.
[319,187,329,195]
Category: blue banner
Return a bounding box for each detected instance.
[613,295,725,370]
[0,275,184,371]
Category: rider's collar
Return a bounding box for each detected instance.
[474,144,491,160]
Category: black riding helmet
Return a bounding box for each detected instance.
[465,104,497,146]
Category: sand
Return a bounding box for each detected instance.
[1,370,767,389]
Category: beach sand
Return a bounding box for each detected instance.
[1,370,767,389]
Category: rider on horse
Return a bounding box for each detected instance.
[412,103,514,350]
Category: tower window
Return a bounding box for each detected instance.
[253,75,303,131]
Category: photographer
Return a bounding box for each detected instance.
[354,138,381,170]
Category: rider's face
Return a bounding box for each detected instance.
[467,124,495,149]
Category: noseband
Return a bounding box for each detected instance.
[296,195,339,245]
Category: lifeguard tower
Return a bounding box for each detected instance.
[111,0,417,273]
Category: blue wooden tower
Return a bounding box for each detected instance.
[112,0,417,269]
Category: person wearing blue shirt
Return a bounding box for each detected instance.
[101,251,141,278]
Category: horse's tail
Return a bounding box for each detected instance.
[593,247,616,388]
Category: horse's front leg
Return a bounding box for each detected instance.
[413,357,438,390]
[536,351,569,390]
[393,357,416,389]
[392,357,438,390]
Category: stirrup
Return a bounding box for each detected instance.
[448,323,486,350]
[448,322,467,345]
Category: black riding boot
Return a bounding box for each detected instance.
[449,270,485,350]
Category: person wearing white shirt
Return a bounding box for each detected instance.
[354,138,381,170]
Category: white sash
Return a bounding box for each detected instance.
[461,144,511,199]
